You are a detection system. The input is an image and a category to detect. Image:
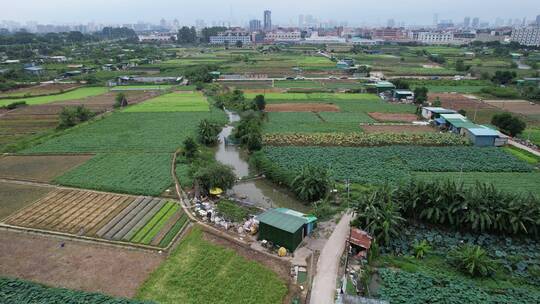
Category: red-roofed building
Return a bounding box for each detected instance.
[349,228,372,259]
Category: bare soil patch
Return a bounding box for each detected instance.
[429,93,494,110]
[0,182,51,221]
[0,229,164,298]
[0,155,93,182]
[485,100,540,115]
[362,124,436,134]
[369,112,418,122]
[266,103,340,112]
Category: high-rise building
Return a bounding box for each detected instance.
[472,17,480,28]
[298,15,304,27]
[433,13,439,26]
[511,26,540,46]
[264,10,272,31]
[536,15,540,25]
[249,19,262,32]
[464,17,471,28]
[387,19,395,28]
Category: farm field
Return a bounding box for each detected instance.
[0,229,163,298]
[4,188,187,247]
[111,84,174,90]
[137,227,288,304]
[0,182,51,220]
[262,146,533,185]
[362,125,435,134]
[265,103,339,112]
[124,91,210,112]
[0,90,159,152]
[0,87,109,107]
[263,112,368,134]
[485,99,540,122]
[368,112,419,122]
[0,154,93,182]
[0,83,80,98]
[521,127,540,145]
[23,111,227,153]
[54,153,173,196]
[420,85,487,93]
[413,172,540,196]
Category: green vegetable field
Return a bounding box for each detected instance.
[131,202,180,244]
[0,87,109,107]
[137,227,287,304]
[263,146,533,185]
[55,153,173,196]
[263,112,368,134]
[23,111,227,153]
[124,92,209,112]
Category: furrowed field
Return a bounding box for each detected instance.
[54,153,173,196]
[137,228,288,304]
[262,146,533,185]
[124,91,209,112]
[23,111,227,153]
[0,87,109,107]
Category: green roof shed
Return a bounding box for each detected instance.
[257,209,308,251]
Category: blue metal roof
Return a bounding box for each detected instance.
[467,126,500,137]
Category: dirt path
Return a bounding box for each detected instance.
[310,212,353,304]
[508,139,540,157]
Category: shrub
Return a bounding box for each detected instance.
[413,240,431,259]
[449,245,497,277]
[182,136,198,159]
[197,119,222,145]
[491,112,526,136]
[291,165,332,202]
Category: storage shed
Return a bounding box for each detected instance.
[465,125,501,147]
[439,113,477,134]
[421,107,457,120]
[392,90,414,101]
[257,208,317,251]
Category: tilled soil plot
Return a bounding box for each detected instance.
[368,112,419,122]
[429,93,495,110]
[0,83,81,98]
[485,100,540,116]
[0,155,94,182]
[0,229,164,298]
[266,103,340,112]
[362,124,436,134]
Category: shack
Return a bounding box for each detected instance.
[349,228,372,259]
[257,208,317,251]
[392,90,414,101]
[421,107,457,120]
[465,125,504,147]
[438,113,477,134]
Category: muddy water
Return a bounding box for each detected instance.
[215,111,309,213]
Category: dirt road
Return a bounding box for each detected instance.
[310,212,353,304]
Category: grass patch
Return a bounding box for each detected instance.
[504,146,540,165]
[0,87,109,107]
[136,227,287,304]
[217,200,260,222]
[520,128,540,146]
[124,92,209,112]
[54,153,173,196]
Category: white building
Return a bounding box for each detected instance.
[511,27,540,46]
[349,38,384,46]
[302,32,346,44]
[138,33,176,43]
[415,32,456,44]
[209,32,252,45]
[265,31,302,42]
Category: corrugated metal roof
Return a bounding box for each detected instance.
[467,125,500,136]
[423,107,457,114]
[258,209,306,233]
[275,208,317,223]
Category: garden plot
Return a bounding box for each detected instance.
[368,112,419,122]
[0,154,93,182]
[265,103,340,112]
[4,189,186,247]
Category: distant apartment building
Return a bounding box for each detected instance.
[138,33,176,43]
[511,26,540,46]
[349,38,384,46]
[249,19,262,32]
[371,28,406,41]
[265,31,302,42]
[209,31,252,45]
[264,10,272,32]
[414,31,455,44]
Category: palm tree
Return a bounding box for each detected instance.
[291,165,332,202]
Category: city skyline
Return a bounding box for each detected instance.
[1,0,539,27]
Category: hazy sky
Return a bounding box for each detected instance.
[1,0,539,26]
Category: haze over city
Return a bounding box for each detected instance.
[2,0,540,26]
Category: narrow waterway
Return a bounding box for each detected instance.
[215,110,309,213]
